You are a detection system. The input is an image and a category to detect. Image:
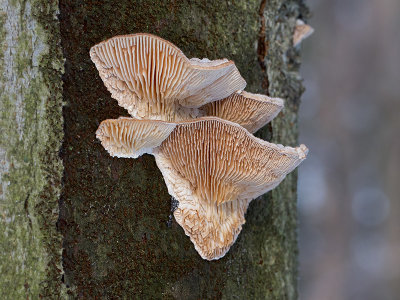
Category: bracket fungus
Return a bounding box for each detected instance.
[90,33,246,121]
[198,91,284,133]
[96,118,176,158]
[154,118,307,259]
[96,117,308,260]
[92,33,308,260]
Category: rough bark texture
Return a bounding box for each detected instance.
[0,0,65,298]
[1,0,308,298]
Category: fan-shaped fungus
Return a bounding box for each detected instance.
[96,117,175,158]
[90,33,246,121]
[199,91,284,133]
[154,117,307,259]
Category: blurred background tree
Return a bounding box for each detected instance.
[298,0,400,299]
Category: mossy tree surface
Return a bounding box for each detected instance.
[1,0,308,298]
[0,0,65,298]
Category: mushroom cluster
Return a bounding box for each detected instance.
[91,33,308,260]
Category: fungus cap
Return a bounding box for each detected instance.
[199,91,284,133]
[96,117,175,158]
[153,117,308,260]
[90,33,246,121]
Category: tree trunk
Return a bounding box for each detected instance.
[0,0,308,298]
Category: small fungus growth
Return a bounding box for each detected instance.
[293,19,314,47]
[91,33,308,260]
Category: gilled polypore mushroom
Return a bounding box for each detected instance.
[96,117,308,260]
[90,33,246,121]
[96,117,176,158]
[198,91,284,133]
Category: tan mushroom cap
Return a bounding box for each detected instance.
[199,91,284,133]
[90,33,246,121]
[293,19,314,46]
[153,117,308,260]
[96,117,176,158]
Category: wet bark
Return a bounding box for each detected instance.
[1,0,309,298]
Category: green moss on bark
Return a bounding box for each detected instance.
[59,0,308,298]
[0,0,65,298]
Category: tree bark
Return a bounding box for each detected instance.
[0,0,65,298]
[0,0,308,298]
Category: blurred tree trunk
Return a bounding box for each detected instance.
[0,0,308,298]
